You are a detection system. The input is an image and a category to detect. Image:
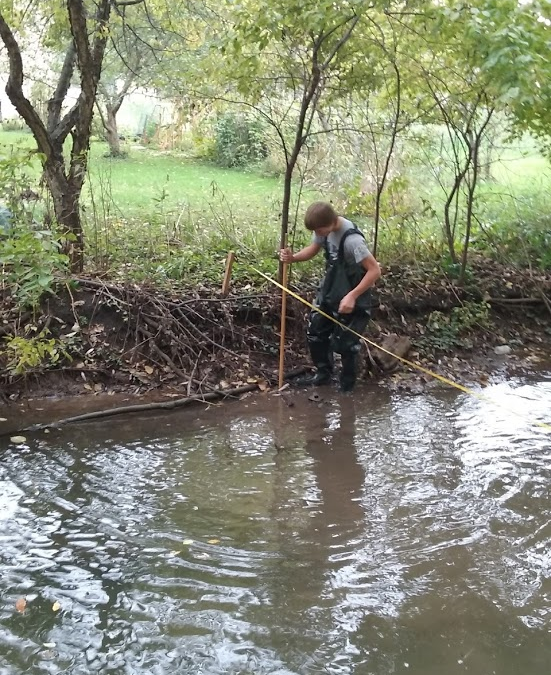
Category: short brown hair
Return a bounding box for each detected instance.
[304,201,338,231]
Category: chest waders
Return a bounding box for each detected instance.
[305,227,372,392]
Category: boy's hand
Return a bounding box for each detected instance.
[279,248,294,263]
[338,293,356,314]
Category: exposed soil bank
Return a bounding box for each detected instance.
[1,256,550,422]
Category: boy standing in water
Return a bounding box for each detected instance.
[280,201,381,392]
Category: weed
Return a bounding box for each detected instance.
[4,329,68,375]
[420,301,491,351]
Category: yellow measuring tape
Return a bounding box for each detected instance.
[253,267,551,433]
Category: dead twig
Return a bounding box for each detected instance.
[487,297,544,305]
[188,351,201,397]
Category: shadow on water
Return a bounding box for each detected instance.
[0,374,550,674]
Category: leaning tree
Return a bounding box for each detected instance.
[0,0,145,272]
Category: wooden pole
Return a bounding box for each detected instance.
[278,242,289,389]
[221,251,235,297]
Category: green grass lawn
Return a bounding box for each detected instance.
[0,128,36,151]
[0,130,285,216]
[86,142,286,217]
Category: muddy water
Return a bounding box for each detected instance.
[0,376,550,675]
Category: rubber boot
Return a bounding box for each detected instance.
[295,341,333,387]
[340,352,357,392]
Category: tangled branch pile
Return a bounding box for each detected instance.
[2,256,550,402]
[1,278,306,400]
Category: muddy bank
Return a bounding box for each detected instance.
[1,256,550,414]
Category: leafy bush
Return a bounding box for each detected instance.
[0,150,68,309]
[189,122,217,160]
[4,330,66,375]
[0,226,69,308]
[213,112,268,168]
[472,210,551,269]
[421,301,491,351]
[345,175,414,221]
[0,149,38,215]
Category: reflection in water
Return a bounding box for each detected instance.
[259,397,370,673]
[0,377,550,674]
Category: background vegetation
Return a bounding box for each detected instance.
[1,0,550,302]
[2,123,549,290]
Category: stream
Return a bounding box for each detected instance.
[0,375,550,674]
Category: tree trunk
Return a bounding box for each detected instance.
[60,194,84,272]
[277,162,296,282]
[459,108,494,284]
[277,68,320,282]
[443,170,465,265]
[280,164,294,247]
[373,60,402,258]
[459,140,477,285]
[44,158,85,272]
[104,106,122,156]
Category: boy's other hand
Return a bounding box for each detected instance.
[338,293,356,314]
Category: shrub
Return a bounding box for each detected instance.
[421,301,491,351]
[0,225,69,308]
[213,112,268,168]
[1,118,30,133]
[4,330,66,375]
[0,151,68,309]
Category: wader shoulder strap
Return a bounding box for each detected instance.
[323,226,365,262]
[336,226,365,261]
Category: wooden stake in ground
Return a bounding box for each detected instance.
[221,251,236,297]
[278,250,289,389]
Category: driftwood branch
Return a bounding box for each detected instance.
[5,368,309,435]
[21,382,260,432]
[368,333,412,374]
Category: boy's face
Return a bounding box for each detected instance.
[314,219,339,238]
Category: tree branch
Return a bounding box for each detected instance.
[0,13,53,157]
[67,0,111,188]
[47,40,77,134]
[112,65,139,114]
[321,15,361,70]
[114,0,145,6]
[51,103,80,145]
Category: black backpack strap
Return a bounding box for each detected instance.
[337,226,365,260]
[322,225,365,262]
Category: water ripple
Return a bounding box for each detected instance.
[0,377,550,673]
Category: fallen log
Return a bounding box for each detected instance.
[20,382,261,433]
